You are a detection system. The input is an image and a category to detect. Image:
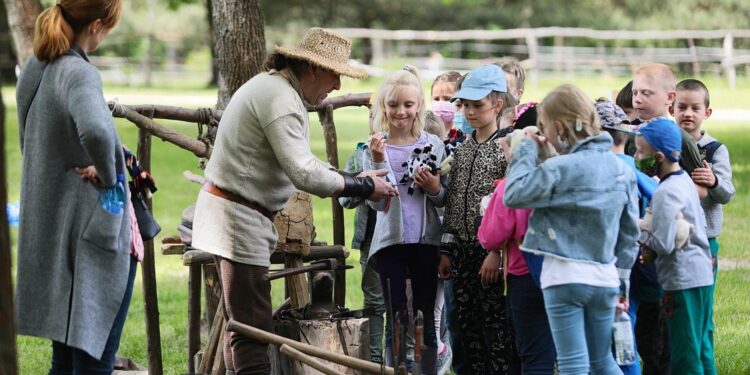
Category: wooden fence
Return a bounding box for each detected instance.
[330,27,750,88]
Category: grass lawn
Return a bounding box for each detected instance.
[5,74,750,374]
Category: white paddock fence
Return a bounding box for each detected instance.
[329,27,750,87]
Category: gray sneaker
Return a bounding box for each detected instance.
[437,344,453,375]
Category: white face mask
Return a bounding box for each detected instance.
[557,138,571,154]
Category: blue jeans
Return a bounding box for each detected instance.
[543,284,621,375]
[49,255,137,375]
[507,274,556,375]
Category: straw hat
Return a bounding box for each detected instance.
[273,28,367,79]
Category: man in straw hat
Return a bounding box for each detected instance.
[191,28,397,374]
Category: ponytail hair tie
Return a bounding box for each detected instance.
[575,118,583,132]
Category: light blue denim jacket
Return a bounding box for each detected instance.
[364,132,448,261]
[504,132,640,278]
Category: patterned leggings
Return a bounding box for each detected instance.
[451,241,521,374]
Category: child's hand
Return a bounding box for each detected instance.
[438,254,452,280]
[692,160,716,188]
[369,133,387,163]
[413,166,440,195]
[74,165,104,188]
[479,250,502,287]
[615,296,629,315]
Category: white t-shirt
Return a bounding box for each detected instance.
[540,255,620,290]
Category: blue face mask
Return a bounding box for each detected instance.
[453,112,473,134]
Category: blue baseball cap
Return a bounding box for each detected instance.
[451,65,507,102]
[636,117,682,162]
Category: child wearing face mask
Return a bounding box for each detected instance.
[438,64,520,374]
[504,84,640,375]
[365,66,449,374]
[431,71,464,143]
[634,118,715,375]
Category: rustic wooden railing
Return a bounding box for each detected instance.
[108,92,371,374]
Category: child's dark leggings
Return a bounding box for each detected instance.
[451,240,521,375]
[375,244,439,374]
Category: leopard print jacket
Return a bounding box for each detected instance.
[442,131,508,242]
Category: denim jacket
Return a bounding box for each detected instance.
[364,132,448,260]
[504,132,640,277]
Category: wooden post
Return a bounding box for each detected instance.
[723,33,736,89]
[686,38,700,76]
[0,82,17,375]
[318,105,346,307]
[371,37,384,66]
[187,263,201,374]
[202,264,221,334]
[137,128,164,375]
[525,33,539,90]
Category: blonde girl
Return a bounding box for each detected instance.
[365,66,448,374]
[504,84,640,375]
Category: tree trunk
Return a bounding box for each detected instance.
[206,0,218,87]
[0,77,18,375]
[3,0,43,67]
[210,0,265,109]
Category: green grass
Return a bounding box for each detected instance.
[6,75,750,374]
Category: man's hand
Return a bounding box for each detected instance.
[358,169,398,201]
[479,250,502,287]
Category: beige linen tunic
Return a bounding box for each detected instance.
[192,70,341,266]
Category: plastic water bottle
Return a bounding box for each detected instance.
[613,311,636,366]
[98,173,126,215]
[6,203,19,226]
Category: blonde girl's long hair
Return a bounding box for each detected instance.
[537,84,599,146]
[34,0,122,62]
[372,65,426,138]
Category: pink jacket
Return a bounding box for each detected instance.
[478,179,532,276]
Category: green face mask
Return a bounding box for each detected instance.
[635,154,658,176]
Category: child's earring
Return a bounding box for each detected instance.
[575,118,583,132]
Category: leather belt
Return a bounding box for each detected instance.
[202,183,277,221]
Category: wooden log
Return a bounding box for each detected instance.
[198,303,225,373]
[138,129,164,375]
[307,93,370,112]
[187,263,201,374]
[227,319,394,375]
[161,242,186,255]
[274,191,314,256]
[285,255,310,309]
[280,344,342,375]
[109,103,212,158]
[295,319,370,374]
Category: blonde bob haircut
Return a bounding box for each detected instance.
[371,65,426,138]
[34,0,122,62]
[538,84,600,145]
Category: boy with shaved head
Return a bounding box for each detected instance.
[632,64,704,178]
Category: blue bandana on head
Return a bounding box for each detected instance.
[637,117,682,162]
